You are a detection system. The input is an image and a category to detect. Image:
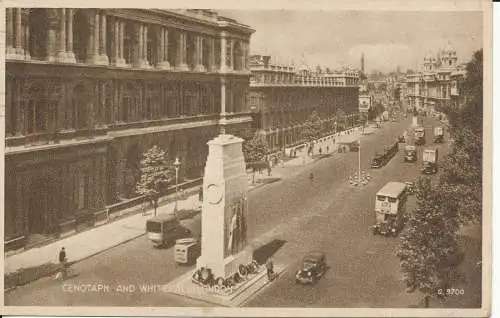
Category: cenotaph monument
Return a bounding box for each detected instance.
[196,118,252,279]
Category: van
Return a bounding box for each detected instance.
[146,214,190,248]
[174,238,201,264]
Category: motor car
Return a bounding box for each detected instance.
[404,181,415,195]
[295,251,327,285]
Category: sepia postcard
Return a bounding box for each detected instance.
[0,0,493,317]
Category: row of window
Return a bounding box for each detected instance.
[5,80,248,137]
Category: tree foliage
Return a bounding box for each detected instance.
[302,111,324,142]
[397,177,461,306]
[136,145,174,213]
[242,132,269,165]
[439,49,483,223]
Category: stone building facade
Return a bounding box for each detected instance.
[404,42,467,113]
[4,8,254,249]
[248,55,360,151]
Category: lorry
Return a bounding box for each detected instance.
[403,145,417,162]
[414,127,425,145]
[422,148,439,174]
[433,126,444,143]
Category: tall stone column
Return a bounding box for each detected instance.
[111,18,125,66]
[6,8,15,56]
[208,36,216,72]
[21,9,31,60]
[87,10,105,65]
[99,13,109,65]
[46,9,58,62]
[119,20,125,64]
[6,8,25,60]
[175,30,189,71]
[15,8,24,57]
[133,24,143,68]
[65,9,76,63]
[56,8,67,62]
[142,24,150,68]
[194,35,205,72]
[157,27,170,69]
[228,38,234,71]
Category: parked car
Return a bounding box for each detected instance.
[295,251,327,285]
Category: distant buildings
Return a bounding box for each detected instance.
[248,55,360,151]
[404,42,467,113]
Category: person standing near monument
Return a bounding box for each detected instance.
[266,257,274,281]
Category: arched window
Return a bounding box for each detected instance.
[72,83,91,130]
[122,82,142,122]
[25,82,49,134]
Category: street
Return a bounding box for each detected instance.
[5,117,463,307]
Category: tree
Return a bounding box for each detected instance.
[242,132,269,184]
[302,111,323,143]
[438,49,483,223]
[136,145,174,216]
[397,177,461,307]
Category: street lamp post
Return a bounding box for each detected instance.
[173,157,181,212]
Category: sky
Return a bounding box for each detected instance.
[221,10,483,73]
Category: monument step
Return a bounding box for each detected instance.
[164,264,286,307]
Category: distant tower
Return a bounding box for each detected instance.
[361,53,365,74]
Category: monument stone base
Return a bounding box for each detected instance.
[165,263,285,307]
[197,248,252,280]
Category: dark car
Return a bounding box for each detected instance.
[295,252,327,285]
[371,154,385,168]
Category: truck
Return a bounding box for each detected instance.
[403,145,417,162]
[422,148,439,174]
[434,126,444,143]
[414,127,425,145]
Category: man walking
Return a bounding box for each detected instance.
[59,247,67,279]
[266,257,274,281]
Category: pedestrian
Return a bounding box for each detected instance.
[266,257,274,280]
[59,247,67,279]
[309,172,314,182]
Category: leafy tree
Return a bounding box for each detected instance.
[302,111,323,143]
[136,145,174,216]
[438,49,483,223]
[397,177,461,308]
[242,132,269,184]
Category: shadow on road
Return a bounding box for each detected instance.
[252,239,287,265]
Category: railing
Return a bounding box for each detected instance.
[105,177,203,215]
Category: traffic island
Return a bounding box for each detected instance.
[164,264,285,307]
